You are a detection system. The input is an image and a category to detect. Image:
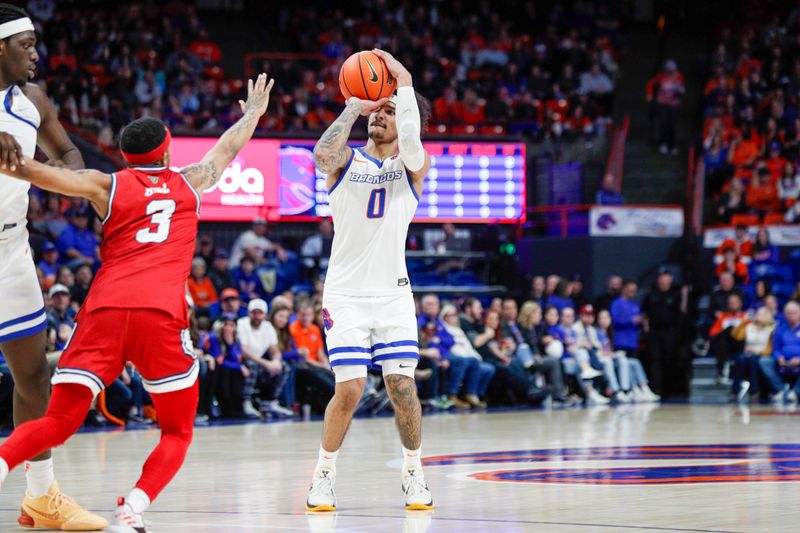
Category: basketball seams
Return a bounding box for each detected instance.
[340,64,355,100]
[356,52,373,100]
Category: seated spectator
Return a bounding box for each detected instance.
[216,288,247,320]
[230,218,287,266]
[280,303,335,413]
[543,306,607,404]
[207,313,248,419]
[715,223,753,265]
[751,227,779,265]
[750,280,772,310]
[233,256,267,303]
[440,303,495,408]
[714,177,747,224]
[727,127,758,168]
[46,283,75,333]
[710,272,744,318]
[709,293,748,382]
[424,222,472,253]
[70,263,93,307]
[529,276,546,305]
[37,241,60,290]
[476,309,540,405]
[54,265,75,294]
[778,169,800,209]
[208,248,235,293]
[746,165,781,214]
[580,63,614,97]
[595,172,624,205]
[596,309,659,401]
[418,294,476,409]
[573,305,628,402]
[515,301,567,401]
[731,306,776,403]
[300,219,333,273]
[196,234,216,266]
[759,301,800,403]
[546,278,574,312]
[187,257,218,312]
[190,28,222,64]
[57,205,99,269]
[715,246,749,285]
[236,298,290,418]
[432,87,462,124]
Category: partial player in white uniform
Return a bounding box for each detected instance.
[306,49,434,512]
[0,5,106,530]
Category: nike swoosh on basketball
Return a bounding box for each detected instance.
[365,60,379,82]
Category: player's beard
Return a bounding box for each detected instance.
[368,129,396,144]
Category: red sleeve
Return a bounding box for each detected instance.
[710,314,725,337]
[646,74,661,98]
[739,241,753,258]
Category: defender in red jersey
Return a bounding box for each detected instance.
[0,73,274,533]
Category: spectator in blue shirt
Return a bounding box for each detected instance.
[46,284,76,332]
[57,205,99,269]
[759,301,800,403]
[610,280,643,356]
[206,313,248,418]
[546,278,575,312]
[595,172,624,205]
[233,256,267,304]
[37,241,60,290]
[751,227,779,266]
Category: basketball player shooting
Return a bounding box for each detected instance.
[306,49,434,511]
[0,3,108,530]
[0,73,274,533]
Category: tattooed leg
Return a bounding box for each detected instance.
[385,374,421,450]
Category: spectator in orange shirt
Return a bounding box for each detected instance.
[727,128,759,167]
[715,247,750,285]
[709,293,748,381]
[289,303,329,367]
[764,142,786,182]
[715,223,753,265]
[746,166,781,214]
[433,87,462,124]
[305,104,337,131]
[188,257,219,313]
[190,29,222,64]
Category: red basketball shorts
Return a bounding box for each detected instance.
[52,307,198,398]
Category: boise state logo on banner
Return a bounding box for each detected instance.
[596,212,617,230]
[423,444,800,484]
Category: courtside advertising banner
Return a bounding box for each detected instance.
[590,206,684,237]
[170,137,526,223]
[704,224,800,247]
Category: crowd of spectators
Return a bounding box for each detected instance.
[26,0,625,145]
[700,6,800,224]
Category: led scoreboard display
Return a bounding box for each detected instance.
[171,138,526,223]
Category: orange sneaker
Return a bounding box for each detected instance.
[18,481,108,531]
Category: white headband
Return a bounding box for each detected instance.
[0,18,34,40]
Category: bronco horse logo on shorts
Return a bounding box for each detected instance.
[322,308,334,331]
[422,444,800,484]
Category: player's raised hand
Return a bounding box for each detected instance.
[346,96,391,116]
[239,73,275,117]
[372,48,412,86]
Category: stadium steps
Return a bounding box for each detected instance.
[611,23,708,204]
[689,357,729,403]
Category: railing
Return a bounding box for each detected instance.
[605,115,630,190]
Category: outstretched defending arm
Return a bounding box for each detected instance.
[182,73,275,193]
[314,96,389,188]
[0,158,111,217]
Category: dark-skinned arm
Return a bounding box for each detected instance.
[23,84,84,169]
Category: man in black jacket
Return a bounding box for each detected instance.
[642,268,687,397]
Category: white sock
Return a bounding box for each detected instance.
[126,488,150,514]
[25,458,54,498]
[0,457,8,487]
[402,447,422,471]
[316,445,338,472]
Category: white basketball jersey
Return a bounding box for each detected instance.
[324,147,419,296]
[0,85,40,225]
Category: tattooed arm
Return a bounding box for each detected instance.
[315,96,389,190]
[182,73,275,193]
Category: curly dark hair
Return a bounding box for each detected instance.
[119,117,167,156]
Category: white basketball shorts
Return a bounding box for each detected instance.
[322,291,419,382]
[0,226,47,344]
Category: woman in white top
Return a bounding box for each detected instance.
[440,303,496,408]
[732,306,775,403]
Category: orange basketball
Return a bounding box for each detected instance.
[338,51,395,101]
